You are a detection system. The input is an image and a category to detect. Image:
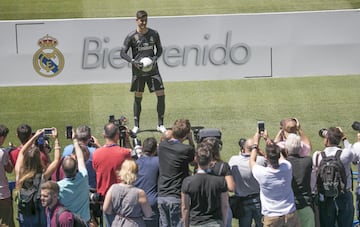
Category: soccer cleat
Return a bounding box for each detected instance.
[157,125,167,133]
[131,126,139,134]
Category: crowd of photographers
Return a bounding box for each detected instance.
[0,118,360,227]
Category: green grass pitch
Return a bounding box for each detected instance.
[1,0,360,225]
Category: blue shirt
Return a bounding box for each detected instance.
[58,168,90,222]
[134,155,159,206]
[62,144,97,189]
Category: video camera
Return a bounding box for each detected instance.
[109,115,128,136]
[193,128,222,144]
[108,115,142,156]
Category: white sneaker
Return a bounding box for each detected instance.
[131,126,139,134]
[157,125,167,133]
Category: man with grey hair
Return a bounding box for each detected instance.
[285,133,314,227]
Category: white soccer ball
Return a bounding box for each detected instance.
[140,57,153,72]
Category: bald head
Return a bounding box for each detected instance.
[243,138,254,154]
[62,156,78,178]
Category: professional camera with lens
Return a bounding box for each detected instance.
[87,137,96,148]
[89,191,102,203]
[194,128,222,144]
[352,121,360,132]
[89,188,103,223]
[108,115,133,146]
[318,128,328,138]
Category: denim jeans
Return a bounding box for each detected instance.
[144,203,159,227]
[190,220,223,227]
[237,201,263,227]
[103,213,115,227]
[158,196,182,227]
[356,187,360,220]
[318,191,354,227]
[18,202,46,227]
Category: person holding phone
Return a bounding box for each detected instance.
[60,125,99,189]
[274,118,312,157]
[249,129,301,227]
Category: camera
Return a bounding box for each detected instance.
[66,125,73,139]
[88,137,97,148]
[194,128,221,144]
[352,121,360,132]
[89,191,102,203]
[257,121,265,133]
[318,128,328,138]
[44,128,53,136]
[109,115,128,139]
[108,114,134,147]
[36,133,51,152]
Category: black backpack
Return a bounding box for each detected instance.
[56,207,88,227]
[316,150,347,198]
[17,173,43,216]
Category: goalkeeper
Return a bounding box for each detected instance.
[120,10,166,134]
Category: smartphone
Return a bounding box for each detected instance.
[109,115,115,123]
[66,125,73,139]
[44,128,53,136]
[257,121,265,133]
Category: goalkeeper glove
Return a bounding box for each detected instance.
[131,59,143,69]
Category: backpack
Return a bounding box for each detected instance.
[56,207,88,227]
[316,150,347,198]
[17,173,43,216]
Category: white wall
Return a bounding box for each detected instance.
[1,9,359,87]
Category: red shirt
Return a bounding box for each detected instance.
[92,144,131,197]
[9,147,21,166]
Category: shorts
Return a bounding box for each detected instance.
[130,74,165,93]
[263,210,301,227]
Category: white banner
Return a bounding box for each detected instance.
[1,10,360,87]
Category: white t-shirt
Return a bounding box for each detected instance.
[252,159,296,217]
[312,144,354,191]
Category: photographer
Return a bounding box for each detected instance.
[350,121,360,220]
[250,129,301,227]
[274,118,312,157]
[311,127,354,227]
[92,122,132,226]
[60,125,99,189]
[157,119,195,227]
[134,137,160,227]
[57,134,91,224]
[15,128,61,227]
[228,137,266,227]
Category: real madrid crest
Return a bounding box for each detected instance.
[33,34,65,78]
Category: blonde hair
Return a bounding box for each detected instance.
[119,159,138,185]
